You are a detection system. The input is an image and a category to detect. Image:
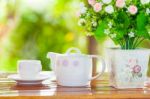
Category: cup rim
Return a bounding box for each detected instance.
[18,60,41,63]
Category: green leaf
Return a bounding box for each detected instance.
[136,12,150,39]
[115,28,126,39]
[115,11,130,29]
[94,20,107,39]
[137,29,149,39]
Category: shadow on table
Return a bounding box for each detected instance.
[10,84,50,90]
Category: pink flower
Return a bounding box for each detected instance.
[132,65,141,73]
[116,0,125,8]
[93,3,102,12]
[88,0,96,6]
[128,59,137,66]
[76,11,81,17]
[128,5,138,15]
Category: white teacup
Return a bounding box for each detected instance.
[17,60,42,80]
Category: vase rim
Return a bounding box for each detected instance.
[106,47,150,51]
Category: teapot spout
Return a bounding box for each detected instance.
[47,52,58,70]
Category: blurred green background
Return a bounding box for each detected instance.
[0,0,149,72]
[0,0,86,71]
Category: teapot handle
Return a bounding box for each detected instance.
[66,47,81,54]
[89,55,106,81]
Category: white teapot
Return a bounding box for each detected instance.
[47,47,105,86]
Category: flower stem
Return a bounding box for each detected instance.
[132,37,139,48]
[134,38,145,48]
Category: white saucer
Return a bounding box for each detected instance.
[8,73,50,85]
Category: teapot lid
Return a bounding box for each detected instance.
[64,47,85,57]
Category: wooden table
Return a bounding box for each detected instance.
[0,72,150,99]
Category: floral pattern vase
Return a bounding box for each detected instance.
[107,48,150,89]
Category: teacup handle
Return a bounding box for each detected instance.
[89,55,106,81]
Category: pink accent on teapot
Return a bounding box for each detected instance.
[73,60,79,67]
[62,59,68,67]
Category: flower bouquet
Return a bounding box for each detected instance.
[78,0,150,49]
[78,0,150,88]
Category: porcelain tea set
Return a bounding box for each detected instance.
[8,47,106,86]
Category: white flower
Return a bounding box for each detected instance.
[108,22,113,28]
[128,32,135,38]
[128,5,138,15]
[102,0,112,4]
[92,21,97,27]
[116,0,125,8]
[79,2,87,14]
[80,7,87,14]
[86,32,93,36]
[110,34,116,38]
[104,29,110,35]
[93,2,103,12]
[140,0,150,5]
[78,18,86,26]
[79,2,85,8]
[146,8,150,15]
[105,5,114,14]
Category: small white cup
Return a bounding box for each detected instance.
[17,60,42,80]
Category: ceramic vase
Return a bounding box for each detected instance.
[107,48,150,89]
